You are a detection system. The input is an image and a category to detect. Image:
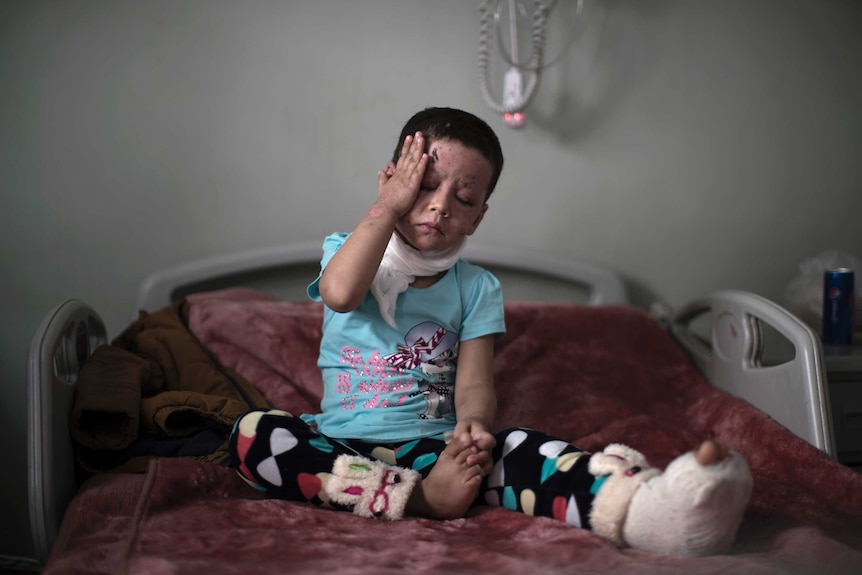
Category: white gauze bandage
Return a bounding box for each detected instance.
[370,233,465,328]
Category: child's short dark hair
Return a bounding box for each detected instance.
[393,107,504,199]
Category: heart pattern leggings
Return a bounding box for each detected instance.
[229,409,600,528]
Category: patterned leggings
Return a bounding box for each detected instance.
[229,409,599,529]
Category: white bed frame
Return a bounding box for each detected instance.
[27,243,835,565]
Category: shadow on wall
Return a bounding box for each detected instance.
[525,0,666,143]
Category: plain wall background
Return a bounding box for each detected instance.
[2,0,861,560]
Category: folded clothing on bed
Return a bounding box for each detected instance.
[70,300,271,473]
[70,345,147,451]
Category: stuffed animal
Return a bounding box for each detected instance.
[588,440,753,556]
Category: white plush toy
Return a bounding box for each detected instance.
[588,440,754,556]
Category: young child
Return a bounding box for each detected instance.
[231,107,507,520]
[228,109,750,553]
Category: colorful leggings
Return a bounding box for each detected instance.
[229,409,599,529]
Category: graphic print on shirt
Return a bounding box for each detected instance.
[385,321,459,420]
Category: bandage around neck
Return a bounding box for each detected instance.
[370,233,465,328]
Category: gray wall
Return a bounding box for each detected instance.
[2,0,861,560]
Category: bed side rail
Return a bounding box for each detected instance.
[136,243,628,312]
[463,245,627,306]
[669,290,835,457]
[27,300,107,565]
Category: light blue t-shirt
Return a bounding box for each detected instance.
[304,233,505,442]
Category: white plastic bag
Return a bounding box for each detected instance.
[784,250,861,335]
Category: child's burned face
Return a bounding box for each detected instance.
[395,139,491,253]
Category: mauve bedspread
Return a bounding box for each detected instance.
[44,289,862,575]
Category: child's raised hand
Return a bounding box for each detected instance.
[375,131,429,217]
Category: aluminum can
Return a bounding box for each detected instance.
[822,268,854,345]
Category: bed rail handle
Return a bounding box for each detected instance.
[670,290,835,458]
[28,299,107,565]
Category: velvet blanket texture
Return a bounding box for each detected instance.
[44,288,862,575]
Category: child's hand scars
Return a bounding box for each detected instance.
[376,132,428,217]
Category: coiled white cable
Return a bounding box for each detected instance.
[477,0,552,115]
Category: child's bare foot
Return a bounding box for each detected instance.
[406,434,485,519]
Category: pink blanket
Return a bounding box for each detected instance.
[45,288,862,574]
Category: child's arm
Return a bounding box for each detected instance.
[453,334,497,472]
[319,132,428,312]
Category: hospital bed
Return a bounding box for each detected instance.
[28,244,861,574]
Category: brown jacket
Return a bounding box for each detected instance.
[70,299,270,473]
